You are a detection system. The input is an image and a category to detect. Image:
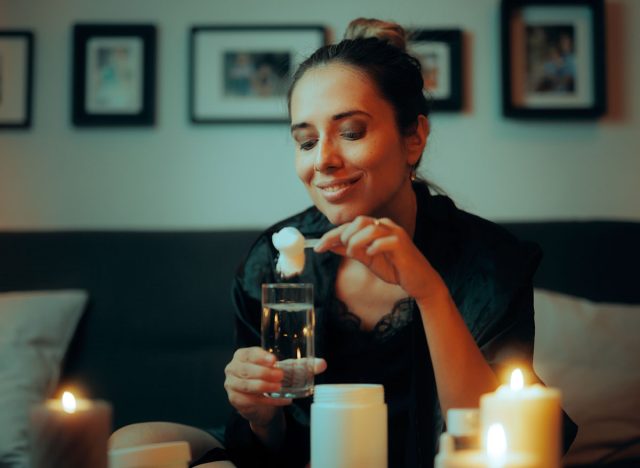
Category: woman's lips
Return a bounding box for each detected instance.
[315,175,362,202]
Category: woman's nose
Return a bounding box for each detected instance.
[314,138,343,172]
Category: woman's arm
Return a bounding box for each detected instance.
[314,215,499,414]
[415,290,499,414]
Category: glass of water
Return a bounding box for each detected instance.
[261,283,315,398]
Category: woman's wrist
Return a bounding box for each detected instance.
[249,409,286,450]
[413,271,451,308]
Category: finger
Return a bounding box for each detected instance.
[313,358,328,375]
[314,225,349,253]
[234,347,277,366]
[365,236,400,257]
[225,374,282,394]
[376,217,398,230]
[228,391,293,409]
[338,216,375,246]
[257,395,294,406]
[226,361,285,383]
[343,224,386,258]
[322,244,348,257]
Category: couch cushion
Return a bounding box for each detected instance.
[0,231,259,429]
[0,290,87,468]
[533,289,640,465]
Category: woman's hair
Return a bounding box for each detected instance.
[287,18,430,138]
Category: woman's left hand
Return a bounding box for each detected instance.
[314,216,444,303]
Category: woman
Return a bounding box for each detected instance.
[111,18,576,467]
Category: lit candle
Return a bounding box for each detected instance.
[30,390,112,468]
[480,369,561,468]
[434,423,537,468]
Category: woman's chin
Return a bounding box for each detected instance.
[321,205,366,226]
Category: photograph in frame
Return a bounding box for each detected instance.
[85,37,144,114]
[408,29,463,112]
[190,26,326,123]
[0,31,34,128]
[501,0,606,119]
[72,24,156,126]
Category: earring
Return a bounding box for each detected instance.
[410,166,417,182]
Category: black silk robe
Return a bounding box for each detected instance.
[222,182,577,468]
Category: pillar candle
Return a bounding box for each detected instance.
[480,369,561,468]
[435,424,538,468]
[30,391,112,468]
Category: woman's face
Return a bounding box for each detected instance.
[289,63,421,226]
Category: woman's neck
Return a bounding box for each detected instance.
[372,180,418,237]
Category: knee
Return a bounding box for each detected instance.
[109,422,222,462]
[109,422,178,450]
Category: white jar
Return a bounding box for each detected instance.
[109,441,190,468]
[311,384,387,468]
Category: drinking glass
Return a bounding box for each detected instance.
[261,283,315,398]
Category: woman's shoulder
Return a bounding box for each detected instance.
[431,193,539,259]
[422,192,542,288]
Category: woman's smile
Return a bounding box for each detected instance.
[290,63,419,225]
[315,174,364,201]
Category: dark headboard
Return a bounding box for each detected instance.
[0,221,637,429]
[502,221,640,304]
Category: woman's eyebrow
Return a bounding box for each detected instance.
[332,110,372,121]
[290,122,310,133]
[291,110,371,133]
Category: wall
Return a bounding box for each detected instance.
[0,0,638,230]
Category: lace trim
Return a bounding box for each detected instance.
[333,296,415,342]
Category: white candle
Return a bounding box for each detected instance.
[30,391,112,468]
[480,369,561,468]
[435,424,538,468]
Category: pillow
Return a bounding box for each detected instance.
[0,290,88,468]
[533,289,640,466]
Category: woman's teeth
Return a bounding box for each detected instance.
[323,182,352,192]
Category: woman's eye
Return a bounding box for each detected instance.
[341,130,364,140]
[299,140,317,151]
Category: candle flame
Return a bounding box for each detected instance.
[487,423,507,458]
[510,368,524,391]
[61,391,77,414]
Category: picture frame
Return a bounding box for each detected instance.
[501,0,606,119]
[72,24,156,126]
[190,25,326,124]
[0,31,34,129]
[408,29,463,112]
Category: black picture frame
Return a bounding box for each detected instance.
[408,29,463,112]
[72,24,156,126]
[0,30,34,129]
[189,25,326,124]
[501,0,606,119]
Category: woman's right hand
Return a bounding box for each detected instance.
[224,346,327,447]
[224,347,292,428]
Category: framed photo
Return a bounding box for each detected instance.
[501,0,606,119]
[408,29,463,112]
[0,31,34,128]
[72,24,156,126]
[190,25,326,123]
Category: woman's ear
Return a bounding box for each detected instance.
[404,115,430,166]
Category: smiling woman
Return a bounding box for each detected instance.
[289,64,427,227]
[110,17,576,468]
[291,63,426,225]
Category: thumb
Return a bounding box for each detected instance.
[313,358,327,375]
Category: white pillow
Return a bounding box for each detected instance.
[0,290,88,468]
[533,289,640,465]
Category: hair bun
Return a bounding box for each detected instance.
[343,18,407,51]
